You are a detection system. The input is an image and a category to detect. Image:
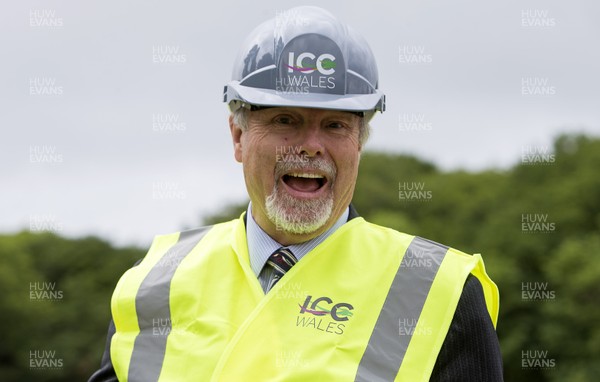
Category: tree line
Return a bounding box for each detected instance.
[1,133,598,381]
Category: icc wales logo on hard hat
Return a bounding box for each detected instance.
[286,52,336,76]
[276,34,346,95]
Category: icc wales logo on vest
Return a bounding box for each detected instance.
[295,295,353,335]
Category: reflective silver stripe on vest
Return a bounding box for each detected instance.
[128,227,211,382]
[355,236,448,382]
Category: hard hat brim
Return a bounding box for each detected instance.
[225,81,385,113]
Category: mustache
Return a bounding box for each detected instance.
[274,157,337,182]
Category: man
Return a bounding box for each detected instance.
[90,6,503,381]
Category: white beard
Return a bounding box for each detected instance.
[265,157,336,235]
[265,184,334,235]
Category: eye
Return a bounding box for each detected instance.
[326,121,347,129]
[273,115,296,125]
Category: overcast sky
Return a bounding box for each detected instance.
[1,0,599,247]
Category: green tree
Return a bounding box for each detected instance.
[2,133,598,381]
[0,232,143,381]
[202,133,600,381]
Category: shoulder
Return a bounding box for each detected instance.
[150,218,240,245]
[352,218,455,256]
[130,219,241,269]
[349,218,415,243]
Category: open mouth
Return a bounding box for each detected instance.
[281,172,327,195]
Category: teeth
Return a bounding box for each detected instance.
[288,173,324,179]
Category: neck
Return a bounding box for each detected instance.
[256,216,333,246]
[250,205,348,246]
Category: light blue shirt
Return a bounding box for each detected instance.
[246,202,349,278]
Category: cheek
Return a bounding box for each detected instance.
[243,138,277,183]
[334,148,360,183]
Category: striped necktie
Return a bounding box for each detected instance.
[260,247,297,292]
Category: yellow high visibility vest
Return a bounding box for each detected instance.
[110,214,499,382]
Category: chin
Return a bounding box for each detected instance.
[265,189,334,235]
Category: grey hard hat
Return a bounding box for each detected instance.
[223,6,385,113]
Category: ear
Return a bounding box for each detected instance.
[229,115,243,163]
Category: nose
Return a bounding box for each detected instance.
[298,123,325,157]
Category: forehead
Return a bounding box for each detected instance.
[250,106,360,120]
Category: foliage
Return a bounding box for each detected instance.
[1,133,598,381]
[0,232,143,381]
[353,135,600,381]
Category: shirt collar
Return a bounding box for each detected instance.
[246,202,349,277]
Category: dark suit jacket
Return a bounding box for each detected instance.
[89,207,504,381]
